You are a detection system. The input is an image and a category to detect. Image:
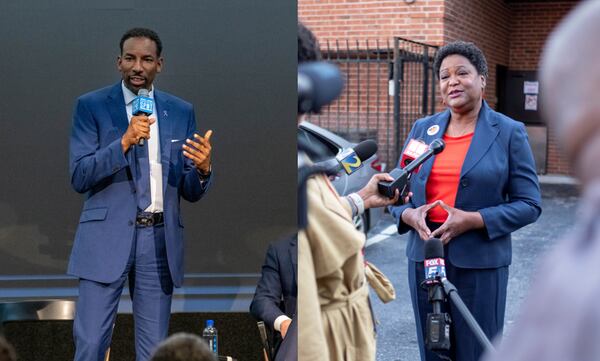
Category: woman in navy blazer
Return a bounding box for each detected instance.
[390,41,541,361]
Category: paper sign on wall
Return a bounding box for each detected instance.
[523,81,539,95]
[525,94,538,111]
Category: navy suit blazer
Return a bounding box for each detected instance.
[250,236,298,329]
[390,101,541,268]
[68,83,212,287]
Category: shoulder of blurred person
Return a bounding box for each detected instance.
[483,185,600,361]
[484,1,600,360]
[150,333,215,361]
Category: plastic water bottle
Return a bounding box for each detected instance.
[202,319,218,355]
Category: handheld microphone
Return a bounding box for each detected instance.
[423,238,451,351]
[424,238,447,284]
[298,62,345,114]
[132,88,154,146]
[377,138,445,201]
[315,139,377,176]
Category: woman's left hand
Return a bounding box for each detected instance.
[430,200,484,244]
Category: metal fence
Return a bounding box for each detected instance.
[311,37,438,167]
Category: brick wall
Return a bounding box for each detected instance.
[443,0,511,110]
[509,2,576,70]
[299,0,445,44]
[509,2,577,174]
[298,0,578,174]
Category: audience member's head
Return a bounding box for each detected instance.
[150,333,215,361]
[540,0,600,184]
[0,337,17,361]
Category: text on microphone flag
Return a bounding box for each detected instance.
[404,139,429,159]
[336,148,364,174]
[341,154,362,174]
[425,258,446,280]
[425,258,444,267]
[133,96,154,116]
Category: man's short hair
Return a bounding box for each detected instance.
[150,333,216,361]
[298,22,321,63]
[120,27,163,56]
[0,337,17,361]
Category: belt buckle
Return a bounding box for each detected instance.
[137,214,153,227]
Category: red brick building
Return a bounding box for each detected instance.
[299,0,579,174]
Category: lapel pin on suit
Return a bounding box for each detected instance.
[427,125,440,136]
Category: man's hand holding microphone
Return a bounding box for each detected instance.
[121,88,213,175]
[121,114,155,153]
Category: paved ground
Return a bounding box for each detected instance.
[364,184,580,361]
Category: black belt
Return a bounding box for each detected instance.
[136,212,164,227]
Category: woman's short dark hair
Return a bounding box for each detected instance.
[433,41,488,78]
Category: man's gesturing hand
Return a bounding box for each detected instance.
[183,130,213,175]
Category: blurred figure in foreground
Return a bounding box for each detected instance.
[0,337,17,361]
[484,1,600,360]
[297,21,400,361]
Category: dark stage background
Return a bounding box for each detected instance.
[0,0,296,308]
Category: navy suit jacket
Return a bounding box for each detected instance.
[68,83,212,287]
[250,236,298,330]
[390,101,541,268]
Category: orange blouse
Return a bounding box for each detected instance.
[426,132,474,223]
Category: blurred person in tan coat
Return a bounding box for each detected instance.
[0,337,17,361]
[297,22,401,361]
[483,1,600,360]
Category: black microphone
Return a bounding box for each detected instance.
[423,238,451,351]
[377,138,445,200]
[424,238,447,286]
[298,62,344,114]
[315,139,377,176]
[132,88,154,146]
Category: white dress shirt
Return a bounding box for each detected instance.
[122,82,163,213]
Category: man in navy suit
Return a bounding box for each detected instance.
[68,28,213,361]
[250,236,297,356]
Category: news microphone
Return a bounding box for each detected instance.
[424,238,446,284]
[423,238,451,351]
[298,62,344,114]
[132,88,154,146]
[315,139,377,176]
[377,138,445,201]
